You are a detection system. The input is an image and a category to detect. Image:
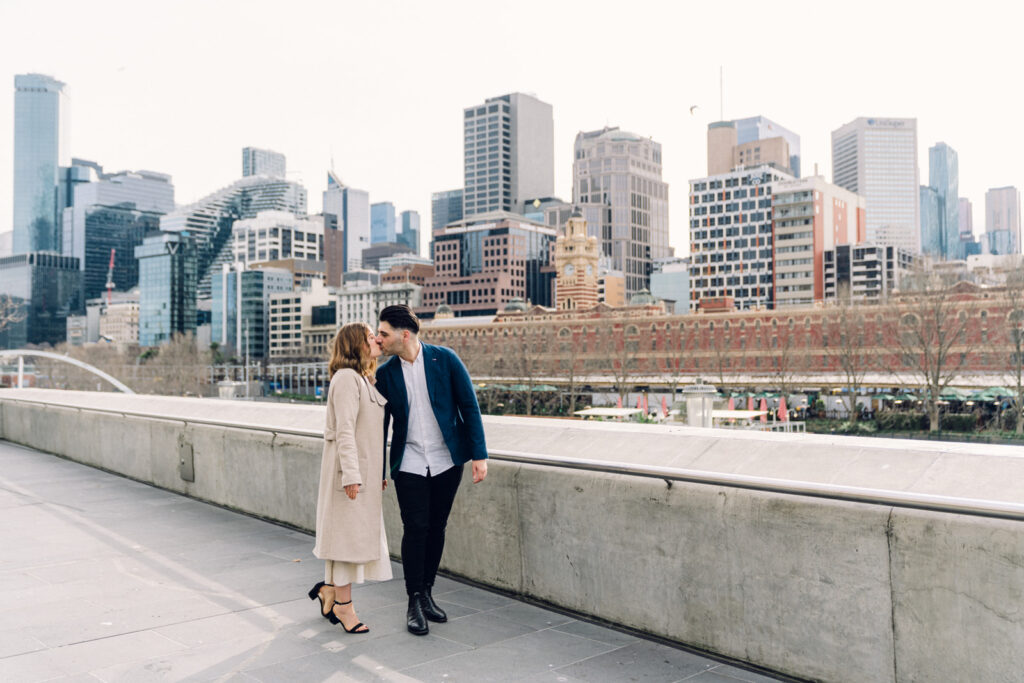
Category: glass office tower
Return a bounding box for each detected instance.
[398,210,420,254]
[0,252,82,349]
[13,74,68,254]
[928,142,960,260]
[431,189,463,231]
[370,202,396,244]
[135,232,198,346]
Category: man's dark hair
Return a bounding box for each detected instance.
[379,304,420,334]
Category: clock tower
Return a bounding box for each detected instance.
[554,210,599,311]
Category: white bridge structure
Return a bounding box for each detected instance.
[0,350,135,394]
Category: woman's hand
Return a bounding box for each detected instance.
[382,479,388,491]
[344,483,360,500]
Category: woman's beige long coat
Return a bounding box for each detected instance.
[312,368,387,563]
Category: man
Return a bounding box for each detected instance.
[374,304,488,635]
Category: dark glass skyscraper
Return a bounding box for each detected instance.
[13,74,68,254]
[0,252,82,349]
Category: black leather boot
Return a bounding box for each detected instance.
[407,592,429,635]
[421,586,447,623]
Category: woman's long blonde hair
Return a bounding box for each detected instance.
[329,322,377,380]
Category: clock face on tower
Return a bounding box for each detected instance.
[565,264,575,276]
[586,265,593,276]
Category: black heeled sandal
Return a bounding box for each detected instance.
[308,581,340,624]
[333,599,369,634]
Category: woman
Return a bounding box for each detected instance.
[308,322,391,633]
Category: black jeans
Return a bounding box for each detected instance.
[393,465,463,596]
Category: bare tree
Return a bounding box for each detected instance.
[757,317,805,400]
[594,318,638,405]
[554,325,586,417]
[1002,260,1024,433]
[887,269,975,432]
[0,294,26,342]
[822,286,876,425]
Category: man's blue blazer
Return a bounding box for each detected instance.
[375,343,488,477]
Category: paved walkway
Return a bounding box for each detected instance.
[0,441,784,682]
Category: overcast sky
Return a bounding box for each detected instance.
[1,0,1020,257]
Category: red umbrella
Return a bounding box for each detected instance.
[778,397,788,422]
[759,398,768,423]
[747,396,755,411]
[642,395,649,414]
[636,395,643,410]
[617,395,622,409]
[662,396,668,417]
[727,397,735,410]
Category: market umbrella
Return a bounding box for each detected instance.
[747,396,755,411]
[727,397,735,410]
[532,384,559,392]
[662,396,669,417]
[642,395,649,414]
[617,395,622,409]
[759,398,768,423]
[778,396,788,422]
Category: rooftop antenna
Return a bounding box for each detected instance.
[719,66,724,121]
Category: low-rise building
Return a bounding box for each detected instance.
[338,281,422,326]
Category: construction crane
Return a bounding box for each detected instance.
[105,248,116,305]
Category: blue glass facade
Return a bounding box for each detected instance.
[211,267,291,357]
[0,252,82,349]
[431,189,464,232]
[928,143,960,260]
[370,202,396,244]
[398,210,420,254]
[136,232,198,346]
[13,74,67,254]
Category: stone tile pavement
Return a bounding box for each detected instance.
[0,440,787,682]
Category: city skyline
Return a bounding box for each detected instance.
[0,0,1021,259]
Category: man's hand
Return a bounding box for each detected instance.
[344,483,360,500]
[471,459,487,483]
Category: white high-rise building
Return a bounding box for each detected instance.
[231,210,324,267]
[985,186,1021,255]
[242,147,286,179]
[831,117,920,254]
[322,171,370,274]
[462,93,553,217]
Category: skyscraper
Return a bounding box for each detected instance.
[573,127,670,294]
[462,93,553,217]
[322,172,370,279]
[398,210,420,254]
[927,142,960,260]
[63,168,175,300]
[734,116,802,178]
[135,232,197,346]
[370,202,397,243]
[211,265,292,357]
[985,186,1021,255]
[431,189,463,232]
[0,252,81,349]
[242,147,286,178]
[13,74,69,254]
[160,175,307,298]
[920,186,942,257]
[831,117,920,254]
[689,165,794,310]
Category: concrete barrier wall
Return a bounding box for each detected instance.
[1,391,1022,682]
